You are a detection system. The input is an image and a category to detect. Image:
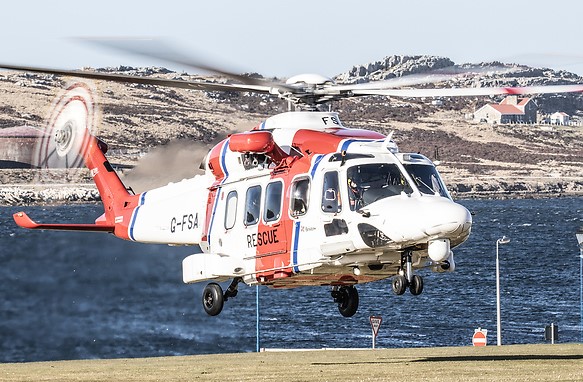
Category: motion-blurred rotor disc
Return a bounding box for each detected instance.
[33,83,97,170]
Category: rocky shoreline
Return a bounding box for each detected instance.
[1,179,581,206]
[0,185,101,206]
[448,179,583,199]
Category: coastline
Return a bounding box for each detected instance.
[0,185,101,206]
[1,179,581,206]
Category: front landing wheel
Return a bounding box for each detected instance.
[409,274,424,296]
[392,275,408,295]
[202,282,224,316]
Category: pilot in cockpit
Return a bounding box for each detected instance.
[348,178,363,210]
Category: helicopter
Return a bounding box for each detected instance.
[4,47,583,317]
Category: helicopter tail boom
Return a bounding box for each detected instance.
[12,133,136,236]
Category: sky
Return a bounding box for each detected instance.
[3,0,583,79]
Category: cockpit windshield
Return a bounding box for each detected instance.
[347,163,412,210]
[403,164,449,198]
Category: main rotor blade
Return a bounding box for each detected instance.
[79,38,295,91]
[0,63,276,93]
[329,65,519,93]
[351,84,583,98]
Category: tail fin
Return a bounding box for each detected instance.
[82,135,132,222]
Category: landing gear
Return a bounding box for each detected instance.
[202,278,242,316]
[392,275,408,295]
[331,285,359,317]
[202,283,224,316]
[391,250,424,296]
[409,274,424,296]
[223,277,241,301]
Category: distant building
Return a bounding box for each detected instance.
[474,96,537,124]
[550,111,570,125]
[0,125,44,168]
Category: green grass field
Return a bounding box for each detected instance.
[1,344,582,382]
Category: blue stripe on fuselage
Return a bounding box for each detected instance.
[220,139,230,178]
[290,154,324,272]
[129,191,147,241]
[292,221,301,273]
[310,154,324,179]
[340,139,373,153]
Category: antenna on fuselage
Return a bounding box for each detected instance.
[383,131,394,149]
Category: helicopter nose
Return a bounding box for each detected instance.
[359,197,472,249]
[422,201,472,242]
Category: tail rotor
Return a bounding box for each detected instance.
[32,82,98,174]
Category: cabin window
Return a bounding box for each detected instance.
[290,177,310,217]
[321,171,341,213]
[224,190,238,230]
[264,181,283,223]
[244,185,262,226]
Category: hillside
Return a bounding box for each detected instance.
[0,56,582,203]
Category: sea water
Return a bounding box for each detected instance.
[0,197,582,362]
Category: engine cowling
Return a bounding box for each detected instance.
[229,131,288,164]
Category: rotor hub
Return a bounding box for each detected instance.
[54,120,76,157]
[285,73,335,87]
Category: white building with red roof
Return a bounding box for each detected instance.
[474,96,537,124]
[550,111,570,125]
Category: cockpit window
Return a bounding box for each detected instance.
[403,164,449,198]
[347,163,412,210]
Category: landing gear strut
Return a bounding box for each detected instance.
[391,250,424,296]
[202,278,242,316]
[224,277,241,301]
[331,285,359,317]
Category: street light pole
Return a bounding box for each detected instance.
[576,228,583,343]
[496,235,510,346]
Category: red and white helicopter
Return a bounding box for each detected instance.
[4,51,583,317]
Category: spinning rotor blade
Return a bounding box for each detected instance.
[0,63,276,94]
[349,84,583,98]
[327,65,519,93]
[79,37,297,91]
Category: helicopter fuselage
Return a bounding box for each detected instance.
[123,111,472,289]
[13,110,472,317]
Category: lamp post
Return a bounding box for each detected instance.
[496,235,510,346]
[576,228,583,343]
[256,285,260,352]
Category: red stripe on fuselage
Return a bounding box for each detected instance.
[253,127,385,283]
[254,155,311,282]
[202,140,229,243]
[207,139,228,181]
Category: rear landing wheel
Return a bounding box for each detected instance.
[334,286,359,317]
[202,282,224,316]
